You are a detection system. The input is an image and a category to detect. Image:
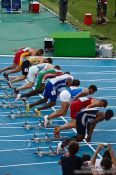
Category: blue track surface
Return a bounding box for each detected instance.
[0,56,116,175]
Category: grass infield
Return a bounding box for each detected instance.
[39,0,116,52]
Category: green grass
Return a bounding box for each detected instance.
[39,0,116,52]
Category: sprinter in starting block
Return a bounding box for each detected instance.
[31,133,69,142]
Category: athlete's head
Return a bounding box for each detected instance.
[88,85,97,94]
[99,99,108,107]
[105,109,114,121]
[66,78,73,87]
[54,65,61,70]
[64,72,70,74]
[44,57,53,64]
[72,79,80,86]
[36,49,44,56]
[68,141,79,156]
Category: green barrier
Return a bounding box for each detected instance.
[51,31,96,57]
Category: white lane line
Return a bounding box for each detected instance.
[1,63,116,68]
[85,78,116,81]
[0,55,116,60]
[0,127,23,129]
[0,146,57,153]
[80,143,116,146]
[64,117,116,120]
[0,121,38,126]
[94,129,116,132]
[0,133,38,138]
[1,142,116,153]
[72,72,116,75]
[0,128,115,139]
[0,140,35,142]
[96,96,116,99]
[0,161,58,168]
[82,80,116,83]
[0,147,38,152]
[0,126,55,129]
[0,125,116,132]
[0,119,64,126]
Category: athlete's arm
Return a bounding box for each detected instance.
[86,100,100,109]
[86,122,96,142]
[86,112,104,142]
[73,88,89,101]
[38,56,44,64]
[42,72,63,82]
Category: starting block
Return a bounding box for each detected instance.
[0,91,15,98]
[0,83,13,90]
[23,120,44,129]
[35,146,65,157]
[0,77,5,81]
[0,100,25,109]
[35,146,56,157]
[23,120,57,130]
[31,133,69,142]
[8,107,38,119]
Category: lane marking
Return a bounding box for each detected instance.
[0,161,58,168]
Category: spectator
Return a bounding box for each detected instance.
[96,0,108,24]
[59,0,68,23]
[81,154,92,175]
[90,144,116,175]
[58,141,83,175]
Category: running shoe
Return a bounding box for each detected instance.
[34,108,42,117]
[25,104,30,113]
[44,115,49,128]
[13,87,19,95]
[15,94,21,102]
[22,97,27,105]
[56,142,63,155]
[3,73,9,81]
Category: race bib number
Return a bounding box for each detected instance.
[51,90,56,95]
[79,97,88,102]
[24,68,29,72]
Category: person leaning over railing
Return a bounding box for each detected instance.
[90,144,116,175]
